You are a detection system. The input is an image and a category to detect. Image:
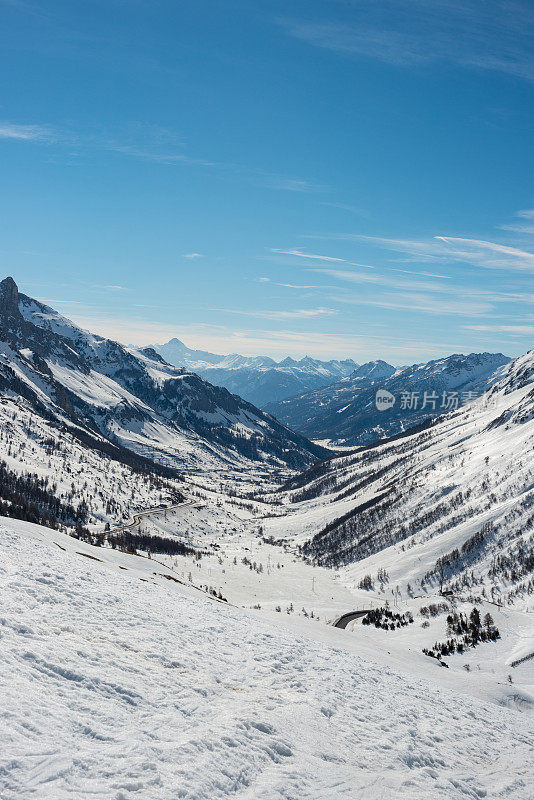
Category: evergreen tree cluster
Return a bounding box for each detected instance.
[358,574,374,590]
[357,568,389,590]
[489,538,534,584]
[72,526,203,558]
[419,602,450,617]
[0,457,87,529]
[301,478,481,568]
[362,607,414,630]
[422,607,499,660]
[423,526,490,588]
[241,555,264,573]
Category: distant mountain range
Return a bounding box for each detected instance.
[151,338,359,406]
[150,339,511,447]
[265,353,511,446]
[0,278,327,475]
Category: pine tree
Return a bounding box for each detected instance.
[470,607,481,629]
[483,612,494,630]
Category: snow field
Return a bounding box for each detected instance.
[1,518,533,800]
[99,481,534,704]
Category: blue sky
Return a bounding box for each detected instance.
[1,0,533,363]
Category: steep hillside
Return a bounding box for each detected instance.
[0,278,327,474]
[260,350,534,609]
[0,393,183,528]
[152,337,359,405]
[266,352,510,446]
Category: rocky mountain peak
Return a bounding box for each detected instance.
[139,347,168,364]
[0,276,21,320]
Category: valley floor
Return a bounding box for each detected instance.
[104,484,534,707]
[1,518,533,800]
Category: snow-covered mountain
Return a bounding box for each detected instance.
[151,337,359,406]
[266,353,510,446]
[263,349,534,609]
[0,278,327,476]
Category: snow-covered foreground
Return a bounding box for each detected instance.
[1,519,533,800]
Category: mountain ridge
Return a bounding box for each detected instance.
[265,351,511,446]
[150,337,361,406]
[258,347,534,608]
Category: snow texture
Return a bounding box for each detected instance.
[1,518,533,800]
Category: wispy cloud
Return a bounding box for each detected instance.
[320,201,368,217]
[52,306,464,362]
[311,268,383,286]
[41,293,473,360]
[0,122,53,141]
[314,232,534,272]
[436,236,534,271]
[312,264,533,316]
[279,1,534,81]
[212,307,338,320]
[276,283,324,289]
[258,277,322,289]
[93,284,128,291]
[0,119,323,194]
[270,248,346,262]
[106,145,190,166]
[345,292,492,317]
[309,266,471,295]
[259,176,325,193]
[270,247,375,268]
[390,268,451,278]
[464,323,534,334]
[500,208,534,234]
[182,253,204,260]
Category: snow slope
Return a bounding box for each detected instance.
[0,394,183,526]
[1,517,533,800]
[259,349,534,611]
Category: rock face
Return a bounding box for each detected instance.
[0,276,20,320]
[151,337,360,406]
[265,353,511,445]
[0,278,328,472]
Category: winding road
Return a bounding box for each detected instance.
[103,499,197,537]
[333,610,373,629]
[105,507,379,628]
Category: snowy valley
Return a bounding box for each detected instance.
[0,277,533,799]
[2,517,533,800]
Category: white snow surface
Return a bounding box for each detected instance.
[1,518,533,800]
